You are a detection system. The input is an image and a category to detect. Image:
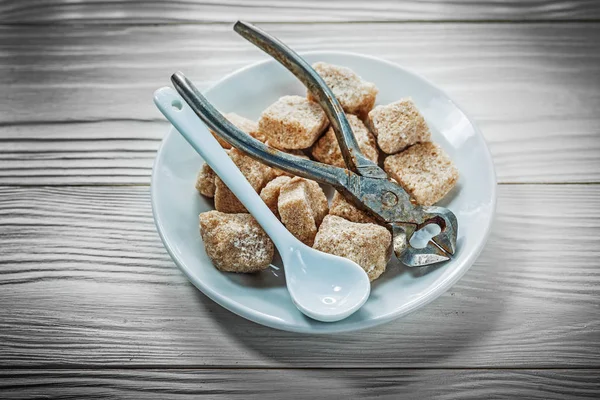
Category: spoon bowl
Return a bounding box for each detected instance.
[283,245,371,322]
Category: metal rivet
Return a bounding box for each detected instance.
[382,191,398,207]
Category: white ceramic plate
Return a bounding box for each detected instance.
[151,51,496,333]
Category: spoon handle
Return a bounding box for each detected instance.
[154,87,296,250]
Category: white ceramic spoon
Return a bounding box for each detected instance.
[154,87,370,322]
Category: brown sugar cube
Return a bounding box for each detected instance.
[258,95,328,150]
[313,215,391,281]
[195,163,217,198]
[367,98,432,154]
[311,114,378,168]
[210,112,264,149]
[214,148,277,213]
[199,211,274,273]
[308,62,378,119]
[278,177,329,246]
[194,149,229,197]
[329,191,379,224]
[260,176,292,219]
[384,142,459,206]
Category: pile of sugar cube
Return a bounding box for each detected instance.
[196,62,458,282]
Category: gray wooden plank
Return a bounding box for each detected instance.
[1,23,599,184]
[0,121,166,185]
[1,369,599,399]
[0,0,599,23]
[0,185,599,368]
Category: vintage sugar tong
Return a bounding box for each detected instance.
[171,21,458,267]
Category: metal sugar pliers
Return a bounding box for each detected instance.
[171,21,458,267]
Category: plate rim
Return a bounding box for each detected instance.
[151,50,498,334]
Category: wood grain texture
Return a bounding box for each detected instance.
[1,3,598,396]
[2,23,600,184]
[1,369,599,399]
[0,121,166,185]
[1,185,599,368]
[0,0,599,23]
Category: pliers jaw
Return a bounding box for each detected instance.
[391,206,458,268]
[420,205,458,257]
[346,174,458,267]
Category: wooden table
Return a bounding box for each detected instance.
[1,1,599,398]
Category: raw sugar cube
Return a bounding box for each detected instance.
[214,148,277,213]
[260,176,292,219]
[329,191,378,224]
[258,96,328,150]
[199,211,274,273]
[313,215,391,281]
[368,98,431,154]
[308,62,378,119]
[195,163,217,198]
[383,142,458,206]
[278,177,329,246]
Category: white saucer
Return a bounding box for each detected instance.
[151,51,496,333]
